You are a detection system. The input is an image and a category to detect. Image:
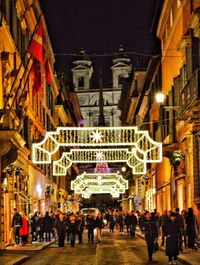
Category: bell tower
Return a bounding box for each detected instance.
[111,46,132,89]
[71,49,93,91]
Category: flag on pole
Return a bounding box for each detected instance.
[28,23,52,95]
[28,24,45,63]
[31,60,42,96]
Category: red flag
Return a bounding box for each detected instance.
[31,60,42,96]
[28,24,45,63]
[45,59,52,84]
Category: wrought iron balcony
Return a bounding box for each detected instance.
[180,69,200,116]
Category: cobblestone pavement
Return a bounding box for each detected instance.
[20,229,174,265]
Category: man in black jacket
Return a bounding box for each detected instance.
[11,208,23,246]
[144,212,158,262]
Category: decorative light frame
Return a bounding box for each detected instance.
[71,172,128,198]
[53,147,146,176]
[32,126,162,165]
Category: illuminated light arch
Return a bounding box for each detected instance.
[32,126,162,164]
[71,172,128,198]
[53,147,146,176]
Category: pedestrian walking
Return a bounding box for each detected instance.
[37,212,44,242]
[159,210,170,246]
[109,214,115,232]
[20,212,29,246]
[11,208,23,246]
[124,213,130,234]
[143,212,158,262]
[55,212,66,247]
[129,211,137,238]
[175,208,185,251]
[165,212,179,265]
[43,211,53,241]
[30,212,37,241]
[181,210,187,247]
[68,213,77,247]
[186,207,199,250]
[96,212,104,243]
[86,212,96,243]
[76,214,84,244]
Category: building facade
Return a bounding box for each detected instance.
[0,0,81,248]
[72,49,132,127]
[120,0,200,219]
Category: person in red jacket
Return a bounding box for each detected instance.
[20,212,29,246]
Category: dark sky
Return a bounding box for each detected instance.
[41,0,159,87]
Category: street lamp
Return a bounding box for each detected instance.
[155,91,180,111]
[155,91,165,103]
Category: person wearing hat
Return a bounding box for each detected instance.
[165,212,180,265]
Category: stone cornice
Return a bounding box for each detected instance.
[0,130,26,149]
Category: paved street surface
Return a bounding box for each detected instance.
[1,229,200,265]
[19,230,174,265]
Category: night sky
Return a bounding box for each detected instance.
[41,0,159,87]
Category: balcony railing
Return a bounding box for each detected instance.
[180,69,200,113]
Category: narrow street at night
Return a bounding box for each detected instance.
[0,228,199,265]
[18,231,167,265]
[1,1,200,265]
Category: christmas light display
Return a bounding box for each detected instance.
[71,172,128,198]
[32,126,162,164]
[52,148,146,176]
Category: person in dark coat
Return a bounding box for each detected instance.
[11,208,23,246]
[37,212,44,242]
[124,213,130,234]
[129,211,137,238]
[159,210,170,246]
[30,212,37,241]
[68,213,77,247]
[55,213,66,247]
[143,212,158,262]
[76,214,84,244]
[43,211,53,241]
[175,208,185,251]
[96,212,104,243]
[86,212,96,243]
[186,207,199,250]
[109,214,115,232]
[165,212,179,265]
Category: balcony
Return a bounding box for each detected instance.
[180,69,200,119]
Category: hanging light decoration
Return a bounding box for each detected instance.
[71,172,128,198]
[32,126,162,164]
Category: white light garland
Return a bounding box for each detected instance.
[52,147,147,175]
[71,172,128,198]
[32,126,162,164]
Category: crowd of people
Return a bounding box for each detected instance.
[11,207,199,264]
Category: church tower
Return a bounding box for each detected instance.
[71,49,93,91]
[111,46,132,89]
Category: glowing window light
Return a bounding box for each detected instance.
[32,126,162,164]
[53,148,146,176]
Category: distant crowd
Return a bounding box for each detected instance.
[11,207,199,264]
